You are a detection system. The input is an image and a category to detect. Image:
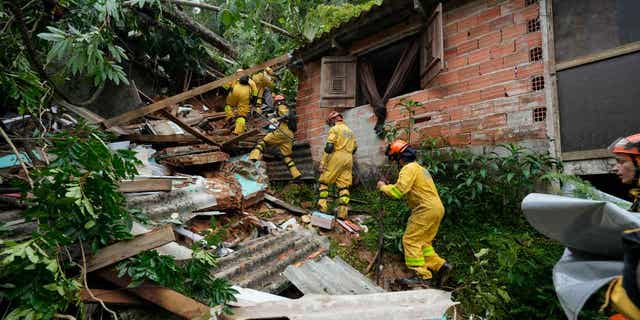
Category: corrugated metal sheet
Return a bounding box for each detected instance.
[264,142,316,181]
[283,256,384,295]
[212,228,329,293]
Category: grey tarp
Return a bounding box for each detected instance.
[522,193,640,319]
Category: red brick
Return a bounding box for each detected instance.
[450,107,472,120]
[505,79,531,97]
[482,113,507,129]
[420,124,445,138]
[490,40,516,59]
[449,133,472,145]
[482,85,508,100]
[479,58,505,75]
[468,48,491,64]
[490,14,514,30]
[445,22,459,34]
[458,39,479,54]
[471,131,495,145]
[478,31,502,48]
[447,55,468,70]
[470,102,495,117]
[457,65,480,79]
[461,118,483,132]
[429,96,460,111]
[458,15,479,31]
[445,81,469,95]
[478,7,501,22]
[503,51,530,66]
[446,1,489,22]
[501,23,527,41]
[468,25,492,39]
[516,63,543,79]
[445,32,469,49]
[444,48,458,60]
[467,69,515,91]
[516,32,542,50]
[514,4,540,24]
[435,71,459,86]
[459,90,485,106]
[500,0,525,15]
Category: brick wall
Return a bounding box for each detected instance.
[295,0,549,164]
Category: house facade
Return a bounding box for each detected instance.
[292,0,640,180]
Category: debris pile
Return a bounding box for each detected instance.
[0,62,456,319]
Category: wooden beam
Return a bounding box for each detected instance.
[102,54,290,127]
[556,41,640,71]
[118,179,172,193]
[122,134,200,144]
[264,193,309,215]
[221,129,260,148]
[86,225,175,273]
[159,109,220,146]
[562,148,612,161]
[96,269,211,319]
[80,289,145,305]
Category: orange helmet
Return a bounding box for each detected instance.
[386,140,410,161]
[609,133,640,161]
[327,111,343,124]
[274,94,285,105]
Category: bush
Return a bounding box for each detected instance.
[355,139,568,319]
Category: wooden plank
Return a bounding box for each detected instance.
[221,129,260,148]
[103,54,290,127]
[95,269,211,319]
[264,193,309,215]
[562,148,612,161]
[86,225,175,272]
[57,100,128,136]
[159,109,219,146]
[118,179,173,193]
[556,41,640,71]
[122,134,200,144]
[163,151,230,166]
[80,288,145,305]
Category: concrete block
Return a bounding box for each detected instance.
[507,110,532,128]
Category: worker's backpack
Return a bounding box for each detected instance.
[288,105,297,132]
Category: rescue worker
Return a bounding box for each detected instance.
[224,70,259,134]
[602,133,640,319]
[318,111,357,219]
[222,69,244,121]
[248,94,301,180]
[251,67,276,114]
[377,140,452,287]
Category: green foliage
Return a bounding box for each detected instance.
[117,248,238,313]
[302,0,383,41]
[353,138,565,319]
[23,124,140,251]
[0,124,141,319]
[0,55,51,116]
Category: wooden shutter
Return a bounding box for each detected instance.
[420,3,444,88]
[320,56,357,108]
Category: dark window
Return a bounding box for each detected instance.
[356,38,421,106]
[533,107,547,122]
[531,75,545,91]
[530,47,543,62]
[527,18,541,33]
[525,0,538,6]
[553,0,640,62]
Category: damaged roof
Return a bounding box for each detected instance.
[293,0,418,61]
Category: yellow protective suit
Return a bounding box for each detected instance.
[318,120,357,219]
[248,104,301,179]
[379,162,446,280]
[251,71,275,111]
[224,78,258,134]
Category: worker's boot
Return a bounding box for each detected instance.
[336,188,349,219]
[284,156,302,180]
[224,105,234,121]
[433,263,453,287]
[317,184,329,213]
[398,276,433,289]
[233,116,246,135]
[249,141,265,161]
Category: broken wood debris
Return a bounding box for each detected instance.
[264,193,309,215]
[118,179,172,193]
[95,268,211,319]
[86,225,175,272]
[80,288,144,305]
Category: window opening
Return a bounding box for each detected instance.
[532,75,545,91]
[528,18,541,33]
[533,107,547,122]
[530,47,543,62]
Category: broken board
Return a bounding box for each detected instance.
[118,179,172,193]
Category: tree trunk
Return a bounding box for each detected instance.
[160,1,237,59]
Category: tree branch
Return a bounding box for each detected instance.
[169,0,295,39]
[159,1,237,59]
